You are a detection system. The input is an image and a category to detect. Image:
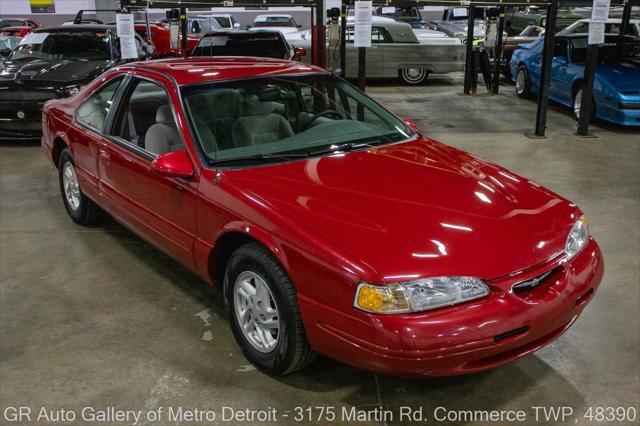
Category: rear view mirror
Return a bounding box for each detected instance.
[233,22,241,29]
[151,150,194,179]
[294,47,306,58]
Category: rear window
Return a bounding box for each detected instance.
[193,33,288,59]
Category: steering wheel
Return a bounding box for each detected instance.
[302,109,344,130]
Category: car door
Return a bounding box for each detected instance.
[550,39,573,105]
[98,73,199,268]
[72,75,126,202]
[344,26,386,78]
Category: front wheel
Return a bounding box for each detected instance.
[399,67,428,85]
[573,86,595,122]
[58,149,106,225]
[515,66,532,98]
[226,242,315,375]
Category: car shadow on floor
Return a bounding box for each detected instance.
[97,219,586,417]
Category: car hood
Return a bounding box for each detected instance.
[225,137,579,283]
[250,27,299,34]
[0,57,113,85]
[596,58,640,91]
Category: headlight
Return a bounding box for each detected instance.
[354,277,489,314]
[565,215,589,260]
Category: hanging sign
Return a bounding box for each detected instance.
[588,22,605,45]
[354,1,372,48]
[116,14,138,59]
[590,0,611,23]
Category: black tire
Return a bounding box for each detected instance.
[225,242,315,375]
[58,148,106,225]
[399,67,428,85]
[515,66,532,99]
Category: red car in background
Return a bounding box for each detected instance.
[0,26,32,38]
[41,57,603,377]
[0,18,40,29]
[134,23,199,57]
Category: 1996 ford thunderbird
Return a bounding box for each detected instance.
[42,57,603,376]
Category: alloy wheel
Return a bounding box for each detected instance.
[62,161,81,211]
[233,271,280,353]
[573,88,583,120]
[516,69,526,95]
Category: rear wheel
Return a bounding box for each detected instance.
[515,66,532,98]
[226,242,315,375]
[58,149,106,225]
[399,67,428,85]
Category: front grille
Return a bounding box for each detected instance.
[0,89,57,102]
[619,102,640,110]
[512,267,562,294]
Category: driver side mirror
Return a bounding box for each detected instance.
[233,22,241,29]
[151,150,194,179]
[294,47,306,57]
[402,117,420,132]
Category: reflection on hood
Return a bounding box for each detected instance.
[0,57,113,85]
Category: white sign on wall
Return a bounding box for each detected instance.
[353,1,373,48]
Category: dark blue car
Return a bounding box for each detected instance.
[510,34,640,126]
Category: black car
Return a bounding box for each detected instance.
[192,31,306,61]
[0,25,150,140]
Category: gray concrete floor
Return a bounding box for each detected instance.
[1,75,639,426]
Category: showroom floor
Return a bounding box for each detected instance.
[1,75,638,425]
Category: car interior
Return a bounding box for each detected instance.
[77,76,398,161]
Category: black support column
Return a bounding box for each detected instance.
[577,43,599,136]
[463,5,476,95]
[533,0,558,137]
[340,4,347,78]
[180,7,188,56]
[492,7,505,94]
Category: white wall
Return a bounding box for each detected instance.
[0,0,94,15]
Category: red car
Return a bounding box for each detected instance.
[0,18,40,30]
[0,26,32,38]
[41,57,603,377]
[134,23,199,58]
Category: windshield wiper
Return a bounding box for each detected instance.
[209,152,309,166]
[305,141,382,157]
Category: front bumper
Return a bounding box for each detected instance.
[0,89,56,140]
[299,238,603,376]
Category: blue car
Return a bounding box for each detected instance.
[510,34,640,126]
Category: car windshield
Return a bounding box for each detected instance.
[571,37,640,62]
[213,17,231,28]
[0,20,24,28]
[182,74,414,166]
[193,33,288,58]
[190,18,222,34]
[253,17,296,28]
[9,31,111,61]
[0,35,21,53]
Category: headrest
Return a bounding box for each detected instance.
[241,95,273,116]
[156,105,174,124]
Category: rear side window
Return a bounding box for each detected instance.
[76,76,123,131]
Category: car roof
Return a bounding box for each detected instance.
[119,57,326,85]
[255,14,294,20]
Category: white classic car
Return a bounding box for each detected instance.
[325,16,465,84]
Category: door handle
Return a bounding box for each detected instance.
[99,149,111,163]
